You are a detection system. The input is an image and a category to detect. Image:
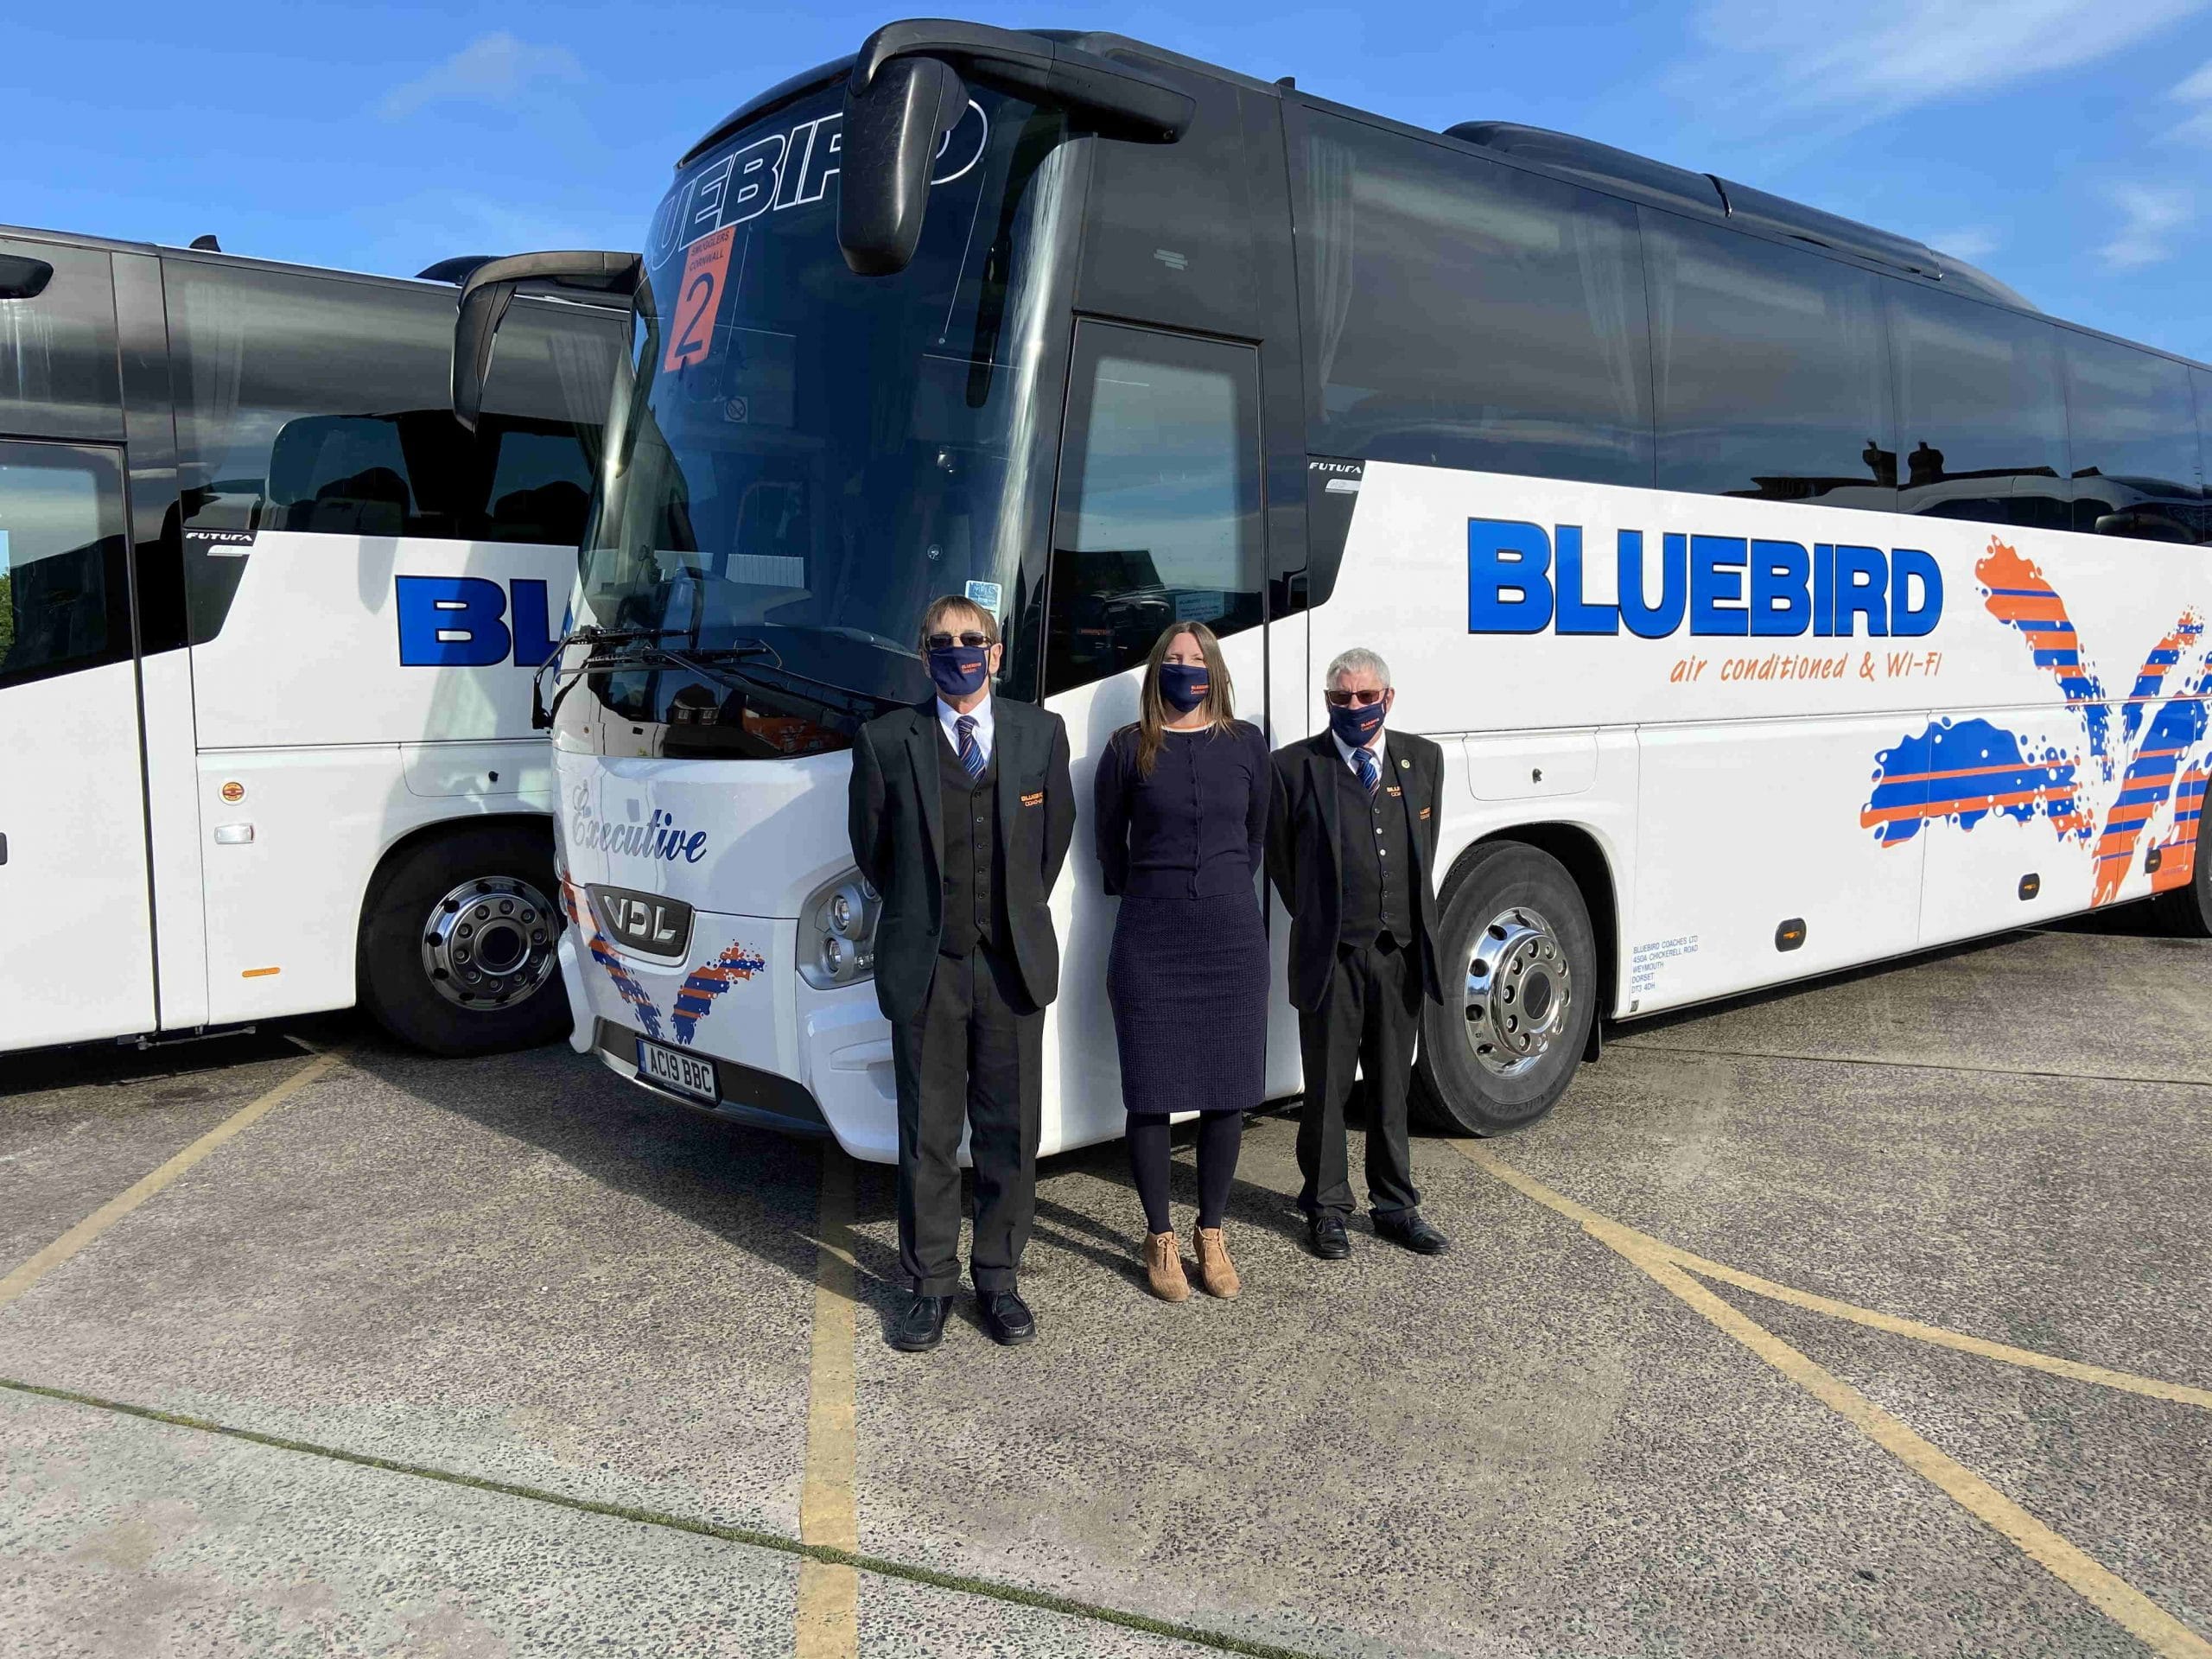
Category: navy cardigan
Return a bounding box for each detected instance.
[1092,720,1271,899]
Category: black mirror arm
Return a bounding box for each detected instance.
[852,20,1194,143]
[450,250,641,432]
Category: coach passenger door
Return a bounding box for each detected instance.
[1039,321,1269,1145]
[0,438,156,1047]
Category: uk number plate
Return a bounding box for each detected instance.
[635,1037,716,1103]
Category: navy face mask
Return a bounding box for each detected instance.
[1327,696,1387,750]
[1157,662,1210,715]
[927,645,990,699]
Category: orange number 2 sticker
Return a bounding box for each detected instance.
[663,227,735,374]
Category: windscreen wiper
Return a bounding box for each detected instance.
[531,627,780,730]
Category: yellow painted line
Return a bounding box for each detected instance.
[0,1051,342,1312]
[1463,1143,2212,1659]
[1664,1241,2212,1411]
[1464,1144,2212,1410]
[795,1141,860,1659]
[240,967,282,979]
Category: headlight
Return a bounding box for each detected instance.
[799,870,878,990]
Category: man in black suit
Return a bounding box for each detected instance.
[848,594,1076,1351]
[1268,645,1452,1261]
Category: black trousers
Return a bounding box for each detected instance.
[890,942,1044,1297]
[1296,936,1423,1219]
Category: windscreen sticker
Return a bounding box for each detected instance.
[963,579,1003,611]
[664,226,735,374]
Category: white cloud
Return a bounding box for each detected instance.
[380,33,584,120]
[2170,56,2212,141]
[2097,183,2193,267]
[1684,0,2206,121]
[1926,226,1999,261]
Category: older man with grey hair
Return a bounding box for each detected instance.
[1266,646,1451,1260]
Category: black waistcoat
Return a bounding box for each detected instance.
[938,730,1006,957]
[1332,753,1416,949]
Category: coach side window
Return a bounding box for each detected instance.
[2061,333,2203,545]
[1889,284,2070,532]
[169,263,450,542]
[1644,213,1897,509]
[1294,111,1656,488]
[475,298,624,547]
[168,264,613,552]
[0,442,130,690]
[1042,322,1262,697]
[0,238,123,442]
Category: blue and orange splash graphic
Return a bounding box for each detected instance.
[671,941,768,1044]
[563,876,665,1039]
[1863,537,2211,904]
[561,876,766,1048]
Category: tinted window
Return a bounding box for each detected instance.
[1645,213,1896,506]
[1295,111,1654,486]
[0,238,122,442]
[1044,323,1262,696]
[1890,283,2069,531]
[2063,333,2204,543]
[480,298,623,543]
[168,263,613,547]
[2199,368,2212,519]
[0,440,130,688]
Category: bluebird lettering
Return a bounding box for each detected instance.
[1467,518,1944,640]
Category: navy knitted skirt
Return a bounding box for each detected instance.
[1105,890,1269,1116]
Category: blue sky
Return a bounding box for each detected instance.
[7,0,2209,359]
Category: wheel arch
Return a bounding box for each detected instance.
[1439,820,1623,1030]
[354,810,558,957]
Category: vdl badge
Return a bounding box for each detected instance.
[588,883,696,959]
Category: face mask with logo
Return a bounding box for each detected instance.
[1157,662,1210,715]
[1328,696,1387,751]
[928,645,990,699]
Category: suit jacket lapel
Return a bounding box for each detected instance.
[1386,734,1433,887]
[1308,734,1342,888]
[994,703,1025,855]
[905,707,944,877]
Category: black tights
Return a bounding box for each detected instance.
[1127,1112,1243,1235]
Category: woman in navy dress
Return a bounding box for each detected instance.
[1093,621,1271,1301]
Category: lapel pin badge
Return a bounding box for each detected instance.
[1399,757,1411,770]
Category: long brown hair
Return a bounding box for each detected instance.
[1132,620,1237,776]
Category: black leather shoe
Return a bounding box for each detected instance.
[1373,1208,1451,1255]
[1306,1213,1351,1260]
[979,1289,1036,1346]
[889,1294,950,1352]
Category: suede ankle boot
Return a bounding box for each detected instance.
[1193,1225,1240,1300]
[1144,1230,1190,1301]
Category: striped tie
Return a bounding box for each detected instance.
[957,715,985,780]
[1354,745,1379,795]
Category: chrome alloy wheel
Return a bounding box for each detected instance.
[1463,905,1573,1078]
[420,876,558,1009]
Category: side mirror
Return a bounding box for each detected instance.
[450,250,640,431]
[838,56,970,278]
[836,22,1196,279]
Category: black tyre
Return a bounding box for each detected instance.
[2152,846,2212,938]
[358,823,569,1056]
[1413,840,1598,1135]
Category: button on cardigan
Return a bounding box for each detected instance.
[1092,720,1271,899]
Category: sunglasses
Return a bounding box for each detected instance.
[926,631,995,651]
[1323,687,1388,707]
